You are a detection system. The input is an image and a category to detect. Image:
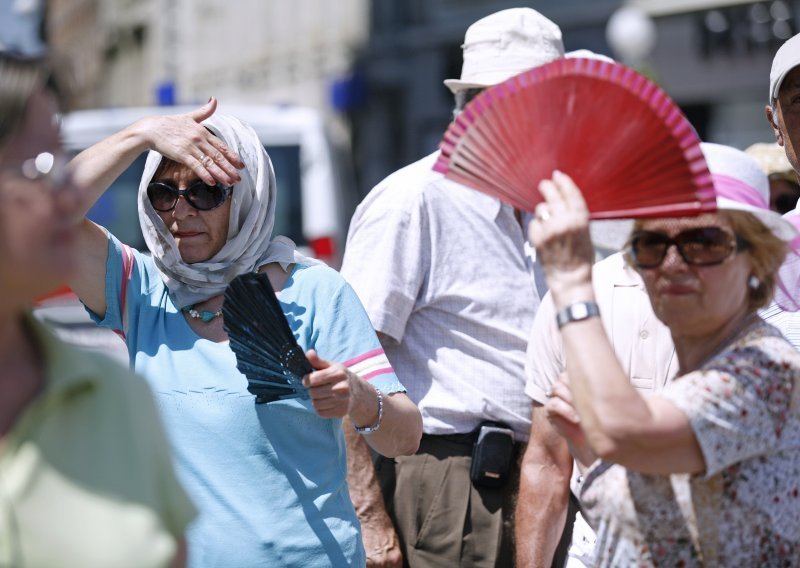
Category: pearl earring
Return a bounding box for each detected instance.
[748,275,761,290]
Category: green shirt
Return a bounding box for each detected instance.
[0,315,195,567]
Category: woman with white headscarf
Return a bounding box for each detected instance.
[67,99,422,567]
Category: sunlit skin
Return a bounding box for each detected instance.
[152,162,232,264]
[0,90,83,309]
[767,66,800,176]
[636,213,752,344]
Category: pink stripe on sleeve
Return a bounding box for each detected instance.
[362,367,395,380]
[343,347,385,367]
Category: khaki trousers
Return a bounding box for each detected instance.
[375,434,520,568]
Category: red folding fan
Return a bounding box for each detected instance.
[433,58,716,219]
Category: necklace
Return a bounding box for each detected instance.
[182,305,223,323]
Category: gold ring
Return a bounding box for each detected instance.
[537,206,551,222]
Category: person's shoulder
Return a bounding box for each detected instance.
[47,333,149,400]
[290,262,348,294]
[714,320,800,377]
[356,152,445,211]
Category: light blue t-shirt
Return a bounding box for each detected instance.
[90,233,405,568]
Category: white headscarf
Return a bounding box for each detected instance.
[138,113,308,309]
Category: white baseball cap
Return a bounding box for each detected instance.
[443,8,564,94]
[769,32,800,102]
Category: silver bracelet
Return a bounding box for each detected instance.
[353,388,383,434]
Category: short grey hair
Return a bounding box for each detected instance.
[452,88,485,120]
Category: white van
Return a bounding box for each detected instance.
[36,104,356,356]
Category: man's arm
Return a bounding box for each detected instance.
[516,403,574,568]
[344,416,403,568]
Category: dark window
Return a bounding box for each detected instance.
[266,145,305,246]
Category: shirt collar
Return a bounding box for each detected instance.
[605,252,645,287]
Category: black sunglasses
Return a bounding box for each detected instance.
[147,180,231,212]
[629,226,750,269]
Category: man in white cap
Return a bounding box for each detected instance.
[340,8,563,567]
[762,34,800,353]
[766,32,800,176]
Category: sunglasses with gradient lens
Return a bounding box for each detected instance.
[147,180,231,212]
[629,227,749,269]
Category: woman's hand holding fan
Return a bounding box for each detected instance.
[303,350,382,425]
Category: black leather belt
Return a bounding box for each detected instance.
[422,432,479,446]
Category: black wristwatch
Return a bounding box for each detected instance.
[556,301,600,329]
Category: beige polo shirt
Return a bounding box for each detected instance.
[0,315,195,567]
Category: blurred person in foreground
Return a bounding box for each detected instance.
[340,8,562,567]
[517,249,676,567]
[528,142,800,565]
[745,142,800,214]
[0,52,194,567]
[65,100,422,566]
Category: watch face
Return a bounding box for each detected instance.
[572,304,590,319]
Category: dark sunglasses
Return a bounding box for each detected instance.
[629,226,750,269]
[147,180,231,212]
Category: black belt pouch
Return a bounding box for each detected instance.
[469,421,515,488]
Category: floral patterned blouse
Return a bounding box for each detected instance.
[579,320,800,567]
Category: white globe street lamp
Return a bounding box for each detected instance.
[606,5,657,66]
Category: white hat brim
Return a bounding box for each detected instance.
[717,197,798,241]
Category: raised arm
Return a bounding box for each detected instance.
[67,98,244,316]
[528,172,703,475]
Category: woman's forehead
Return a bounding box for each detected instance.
[153,159,197,183]
[639,213,730,233]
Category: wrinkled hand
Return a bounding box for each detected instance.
[134,97,245,187]
[304,350,377,422]
[362,519,403,568]
[528,171,595,295]
[545,372,596,468]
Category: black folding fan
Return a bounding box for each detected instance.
[222,272,311,404]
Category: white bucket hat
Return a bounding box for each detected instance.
[566,49,615,63]
[444,8,564,94]
[769,32,800,102]
[702,142,797,241]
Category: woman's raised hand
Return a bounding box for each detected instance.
[528,171,595,302]
[134,97,245,187]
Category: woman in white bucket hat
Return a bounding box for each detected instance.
[528,142,800,566]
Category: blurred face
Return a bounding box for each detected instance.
[151,162,232,263]
[633,213,752,338]
[0,89,82,307]
[768,66,800,176]
[769,177,800,214]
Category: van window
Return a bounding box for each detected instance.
[84,145,305,250]
[268,145,305,246]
